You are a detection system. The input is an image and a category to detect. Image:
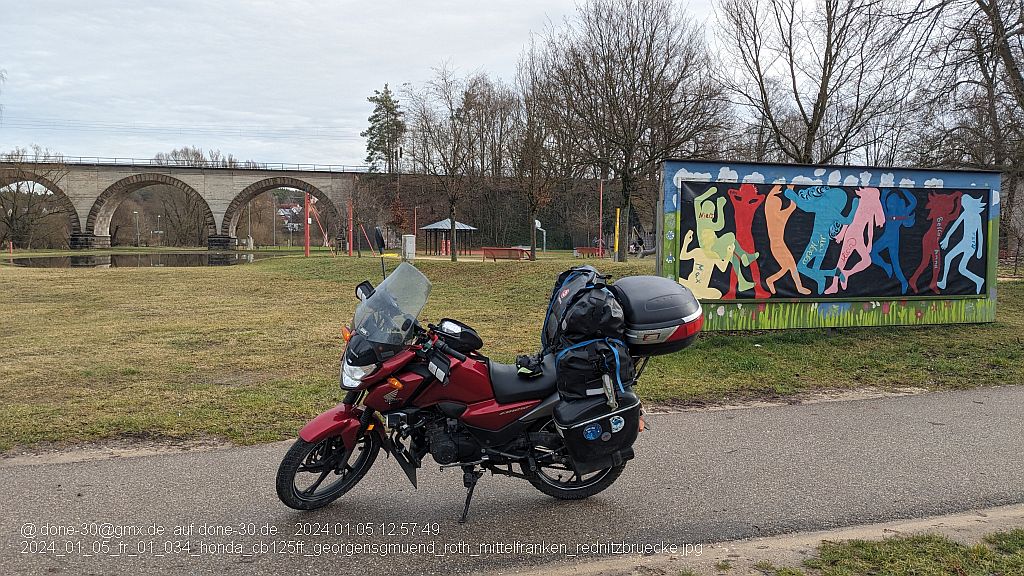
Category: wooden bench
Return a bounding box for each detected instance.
[574,247,601,258]
[482,247,529,261]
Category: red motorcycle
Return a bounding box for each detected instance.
[276,263,701,521]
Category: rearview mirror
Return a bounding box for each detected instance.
[355,280,374,301]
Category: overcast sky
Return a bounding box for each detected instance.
[0,1,714,166]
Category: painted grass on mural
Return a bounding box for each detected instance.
[0,255,1021,449]
[698,297,995,331]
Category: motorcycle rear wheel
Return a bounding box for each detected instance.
[520,419,626,500]
[276,433,380,510]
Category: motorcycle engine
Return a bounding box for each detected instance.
[426,418,480,465]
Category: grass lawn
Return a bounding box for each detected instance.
[749,529,1024,576]
[0,253,1021,450]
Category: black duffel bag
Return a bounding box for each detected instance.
[555,337,635,401]
[559,287,626,345]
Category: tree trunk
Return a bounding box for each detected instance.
[449,202,458,262]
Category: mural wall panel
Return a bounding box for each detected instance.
[659,162,1001,330]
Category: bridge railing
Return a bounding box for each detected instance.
[10,156,372,173]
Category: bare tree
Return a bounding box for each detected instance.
[404,65,489,261]
[972,0,1024,111]
[0,146,74,249]
[912,0,1024,255]
[512,43,556,260]
[718,0,933,165]
[537,0,725,261]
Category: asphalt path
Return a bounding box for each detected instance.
[2,386,1023,575]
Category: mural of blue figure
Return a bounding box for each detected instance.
[870,188,918,294]
[786,186,859,294]
[937,195,986,294]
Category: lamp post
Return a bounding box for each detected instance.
[156,214,162,247]
[133,210,140,247]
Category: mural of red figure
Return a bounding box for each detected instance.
[727,184,770,299]
[909,191,962,294]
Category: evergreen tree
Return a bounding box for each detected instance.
[361,84,406,173]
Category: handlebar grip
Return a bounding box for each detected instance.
[436,340,468,362]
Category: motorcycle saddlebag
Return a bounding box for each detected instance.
[609,275,703,356]
[553,391,641,475]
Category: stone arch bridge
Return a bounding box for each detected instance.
[0,159,361,249]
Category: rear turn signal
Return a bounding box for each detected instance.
[341,326,352,342]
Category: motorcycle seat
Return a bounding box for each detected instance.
[488,353,558,404]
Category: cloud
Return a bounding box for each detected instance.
[880,173,895,187]
[791,175,823,185]
[843,175,860,186]
[924,178,944,188]
[718,167,739,182]
[827,171,842,185]
[0,0,584,164]
[899,178,917,187]
[674,168,712,187]
[859,171,873,186]
[742,171,765,183]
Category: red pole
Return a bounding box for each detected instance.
[348,197,354,257]
[598,179,604,258]
[304,192,311,257]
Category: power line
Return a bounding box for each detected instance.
[0,116,365,141]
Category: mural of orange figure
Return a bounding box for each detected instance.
[825,187,884,294]
[909,191,962,294]
[678,229,734,299]
[727,184,770,298]
[763,185,811,295]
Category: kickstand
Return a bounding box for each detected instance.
[458,467,484,524]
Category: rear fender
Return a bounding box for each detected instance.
[299,403,381,448]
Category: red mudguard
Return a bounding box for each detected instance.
[299,403,373,447]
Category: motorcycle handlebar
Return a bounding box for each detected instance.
[433,339,468,362]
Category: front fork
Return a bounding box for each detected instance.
[299,390,421,488]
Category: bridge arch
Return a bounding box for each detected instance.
[221,177,341,239]
[0,168,82,235]
[87,173,216,239]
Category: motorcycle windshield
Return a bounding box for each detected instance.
[351,262,431,347]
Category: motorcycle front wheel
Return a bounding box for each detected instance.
[276,432,380,510]
[520,419,626,500]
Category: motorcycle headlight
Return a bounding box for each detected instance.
[340,359,378,390]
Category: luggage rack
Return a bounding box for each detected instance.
[634,356,650,381]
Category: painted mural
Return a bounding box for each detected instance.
[659,162,1001,330]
